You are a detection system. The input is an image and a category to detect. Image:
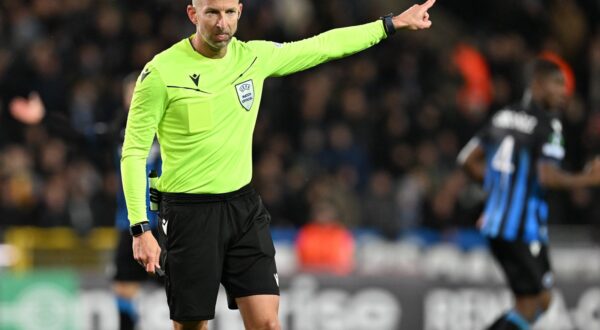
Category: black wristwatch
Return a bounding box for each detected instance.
[381,13,396,36]
[130,221,151,237]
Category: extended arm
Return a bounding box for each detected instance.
[254,0,436,77]
[538,159,600,189]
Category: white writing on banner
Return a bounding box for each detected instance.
[425,289,511,330]
[282,276,401,330]
[572,288,600,330]
[3,274,600,329]
[355,242,503,282]
[350,241,600,283]
[424,288,600,330]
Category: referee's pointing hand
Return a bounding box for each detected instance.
[133,231,161,274]
[394,0,436,30]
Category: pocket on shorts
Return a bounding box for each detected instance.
[255,199,276,257]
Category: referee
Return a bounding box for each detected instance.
[459,59,600,330]
[121,0,436,329]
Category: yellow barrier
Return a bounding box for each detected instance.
[4,227,118,271]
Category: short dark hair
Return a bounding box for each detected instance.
[527,58,563,85]
[192,0,241,5]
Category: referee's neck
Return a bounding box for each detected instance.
[190,35,228,59]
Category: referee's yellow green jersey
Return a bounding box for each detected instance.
[122,21,387,224]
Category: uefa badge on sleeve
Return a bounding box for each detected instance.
[235,80,254,111]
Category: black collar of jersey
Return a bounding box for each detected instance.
[520,98,542,114]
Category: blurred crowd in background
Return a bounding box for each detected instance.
[1,0,600,241]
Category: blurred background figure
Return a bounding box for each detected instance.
[296,200,355,275]
[459,58,600,330]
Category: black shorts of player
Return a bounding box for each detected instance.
[488,237,553,296]
[158,184,279,321]
[113,228,161,282]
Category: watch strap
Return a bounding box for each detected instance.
[381,13,396,36]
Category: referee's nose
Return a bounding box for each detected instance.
[216,14,226,30]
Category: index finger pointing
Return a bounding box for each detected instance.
[421,0,436,10]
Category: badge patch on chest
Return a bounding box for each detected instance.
[235,79,254,111]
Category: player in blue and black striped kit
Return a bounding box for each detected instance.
[459,58,600,330]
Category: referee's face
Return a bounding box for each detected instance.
[189,0,242,52]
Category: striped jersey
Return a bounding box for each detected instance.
[474,103,564,243]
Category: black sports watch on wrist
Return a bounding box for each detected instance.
[130,221,151,237]
[381,13,396,36]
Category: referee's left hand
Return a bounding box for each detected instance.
[394,0,436,30]
[132,231,161,274]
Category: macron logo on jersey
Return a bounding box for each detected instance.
[140,68,151,82]
[189,73,200,87]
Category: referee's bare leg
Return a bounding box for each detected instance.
[173,321,208,330]
[171,295,279,330]
[237,294,281,330]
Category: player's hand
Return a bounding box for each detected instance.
[132,231,161,274]
[9,92,45,125]
[584,157,600,185]
[475,215,484,230]
[394,0,436,30]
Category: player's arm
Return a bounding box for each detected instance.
[252,0,435,77]
[538,160,600,189]
[121,64,167,273]
[536,124,600,189]
[458,137,486,182]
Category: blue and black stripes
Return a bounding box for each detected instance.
[481,148,546,243]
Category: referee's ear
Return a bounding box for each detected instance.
[187,5,198,25]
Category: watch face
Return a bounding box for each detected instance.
[130,224,142,236]
[130,223,148,236]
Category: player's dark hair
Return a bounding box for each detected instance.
[526,58,562,85]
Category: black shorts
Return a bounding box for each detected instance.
[158,185,279,321]
[488,238,553,296]
[113,228,160,282]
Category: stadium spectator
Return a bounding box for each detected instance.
[296,201,355,275]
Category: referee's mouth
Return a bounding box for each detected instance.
[215,33,231,42]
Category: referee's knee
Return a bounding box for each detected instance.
[248,319,280,330]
